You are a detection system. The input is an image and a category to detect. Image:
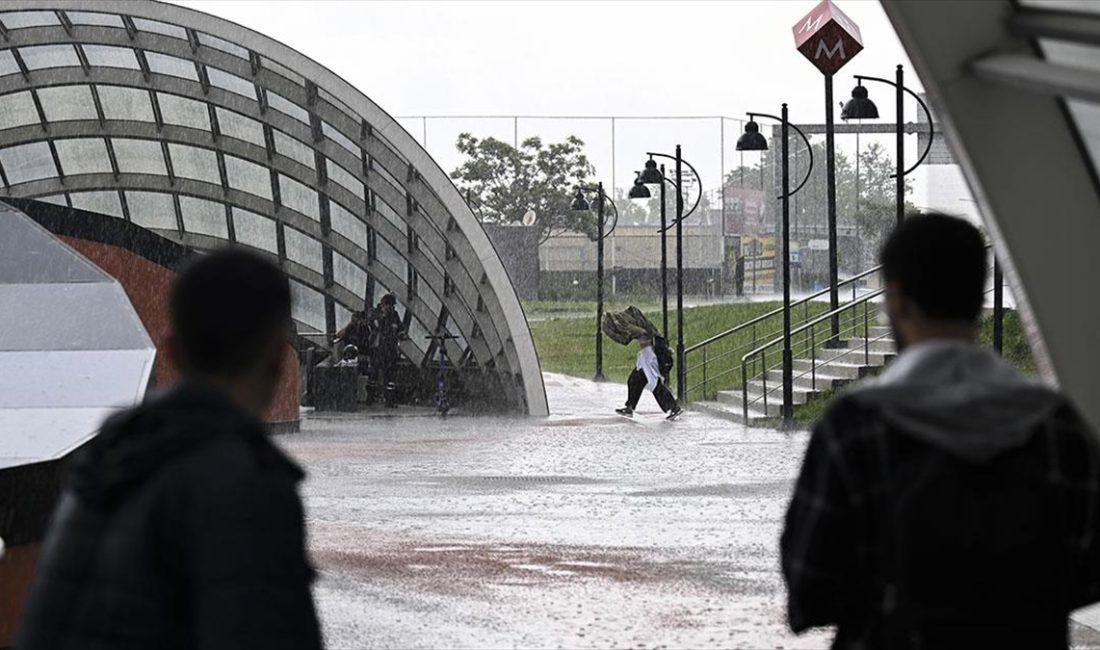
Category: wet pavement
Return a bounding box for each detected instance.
[280,373,1100,649]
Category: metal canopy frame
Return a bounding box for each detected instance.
[0,1,547,415]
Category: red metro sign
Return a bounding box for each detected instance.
[792,0,863,76]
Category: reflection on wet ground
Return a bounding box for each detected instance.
[279,373,1100,649]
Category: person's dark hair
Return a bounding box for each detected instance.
[879,212,987,322]
[380,293,397,307]
[170,248,292,377]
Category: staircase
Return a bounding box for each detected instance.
[693,325,896,425]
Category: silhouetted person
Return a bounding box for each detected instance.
[734,254,746,297]
[369,293,404,407]
[18,249,322,650]
[335,309,371,373]
[781,213,1100,649]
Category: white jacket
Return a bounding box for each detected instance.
[636,345,663,391]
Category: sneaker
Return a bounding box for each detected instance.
[615,407,634,417]
[666,406,683,421]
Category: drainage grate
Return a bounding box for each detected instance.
[471,475,601,485]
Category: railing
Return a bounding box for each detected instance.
[683,262,883,401]
[738,289,887,421]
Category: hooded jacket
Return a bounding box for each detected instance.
[16,382,322,650]
[781,339,1100,650]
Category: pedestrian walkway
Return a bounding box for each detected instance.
[281,372,1100,649]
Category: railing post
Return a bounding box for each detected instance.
[811,327,816,391]
[702,347,708,400]
[761,349,768,413]
[741,358,749,422]
[864,300,870,365]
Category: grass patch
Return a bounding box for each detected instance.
[525,299,660,317]
[529,300,831,390]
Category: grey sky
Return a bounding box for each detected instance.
[171,0,971,218]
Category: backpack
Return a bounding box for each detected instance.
[654,335,674,378]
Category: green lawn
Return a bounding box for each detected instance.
[529,300,831,393]
[530,300,1039,428]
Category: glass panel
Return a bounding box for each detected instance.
[146,52,198,81]
[376,235,407,280]
[131,18,187,39]
[34,194,69,207]
[0,141,57,184]
[0,50,19,77]
[157,92,210,130]
[199,32,249,59]
[82,44,140,70]
[112,138,167,175]
[334,302,352,329]
[329,199,368,250]
[318,86,355,120]
[267,90,309,124]
[278,174,319,220]
[125,191,177,230]
[405,316,429,355]
[54,138,112,176]
[37,86,97,122]
[290,280,326,332]
[0,91,41,130]
[1,11,61,29]
[323,121,358,155]
[374,161,404,194]
[232,207,277,252]
[333,252,367,295]
[273,129,314,168]
[207,67,255,100]
[224,154,272,200]
[284,226,323,272]
[261,56,304,85]
[19,44,79,70]
[376,198,405,233]
[326,158,363,198]
[215,107,264,146]
[70,190,123,218]
[179,195,228,238]
[66,11,124,27]
[98,85,154,122]
[168,143,220,185]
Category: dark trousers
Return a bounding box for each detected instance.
[625,368,678,413]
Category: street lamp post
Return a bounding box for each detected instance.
[737,106,815,428]
[841,64,935,228]
[628,169,668,338]
[637,149,703,404]
[571,182,618,382]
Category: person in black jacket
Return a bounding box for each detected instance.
[368,293,404,407]
[17,249,322,650]
[781,214,1100,649]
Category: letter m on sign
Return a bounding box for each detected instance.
[792,0,863,76]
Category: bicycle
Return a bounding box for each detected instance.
[425,332,459,416]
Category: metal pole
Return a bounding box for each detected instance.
[720,117,728,294]
[825,74,840,345]
[896,64,905,227]
[660,164,669,340]
[594,182,605,382]
[781,105,794,428]
[993,255,1004,355]
[675,145,686,404]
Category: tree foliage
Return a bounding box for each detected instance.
[450,133,597,242]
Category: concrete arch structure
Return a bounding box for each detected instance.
[0,1,547,415]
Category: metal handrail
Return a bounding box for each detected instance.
[685,262,882,353]
[742,288,885,361]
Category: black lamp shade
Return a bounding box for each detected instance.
[628,173,652,199]
[736,120,767,151]
[570,189,590,211]
[639,158,663,185]
[841,84,879,120]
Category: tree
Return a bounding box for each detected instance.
[450,133,597,242]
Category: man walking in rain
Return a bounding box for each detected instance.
[781,213,1100,648]
[616,333,682,420]
[18,249,322,650]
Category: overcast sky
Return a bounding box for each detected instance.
[170,1,974,218]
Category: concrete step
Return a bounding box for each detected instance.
[692,399,776,425]
[763,370,854,392]
[808,348,895,368]
[717,385,812,408]
[792,358,871,379]
[839,337,896,355]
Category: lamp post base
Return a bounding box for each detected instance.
[593,372,606,383]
